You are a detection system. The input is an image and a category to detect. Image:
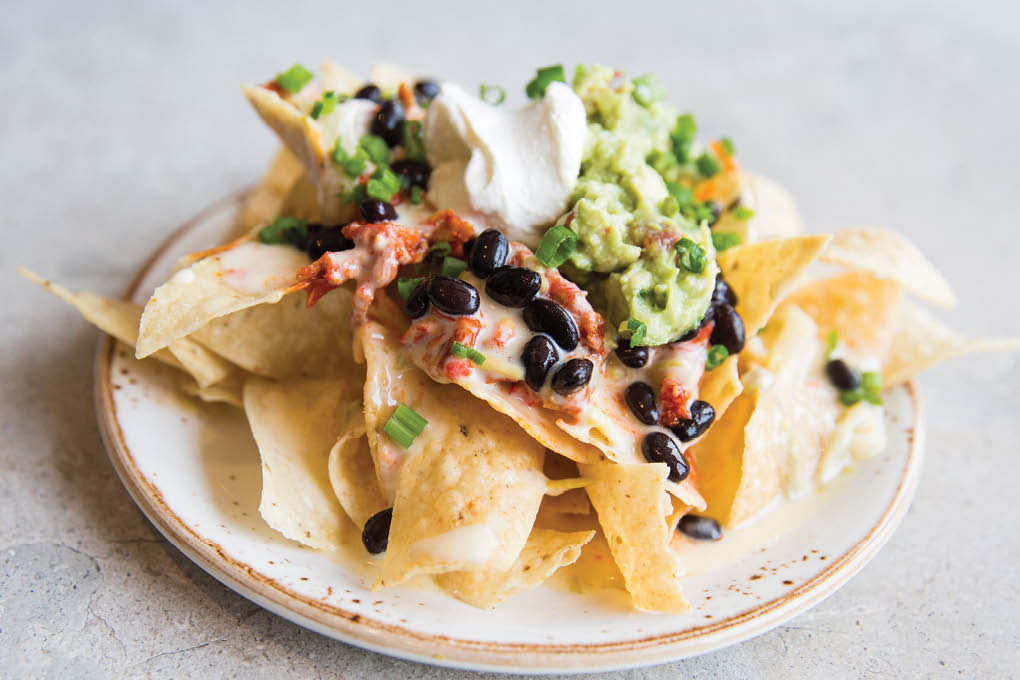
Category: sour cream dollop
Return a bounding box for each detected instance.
[424,82,586,246]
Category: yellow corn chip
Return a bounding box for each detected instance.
[136,241,309,358]
[319,60,362,94]
[327,401,387,528]
[821,227,956,307]
[190,285,355,380]
[698,353,743,421]
[369,61,418,91]
[237,148,307,234]
[242,85,326,184]
[716,234,832,335]
[243,376,354,550]
[782,271,903,363]
[580,462,689,613]
[435,529,595,609]
[884,301,1020,385]
[176,371,244,408]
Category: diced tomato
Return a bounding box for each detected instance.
[446,358,473,380]
[425,210,475,245]
[659,378,692,426]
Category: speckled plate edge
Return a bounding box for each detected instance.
[93,190,925,674]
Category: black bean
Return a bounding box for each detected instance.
[405,279,430,319]
[711,275,737,308]
[362,507,393,553]
[671,400,715,442]
[550,358,594,395]
[522,335,559,391]
[468,228,509,278]
[615,341,649,368]
[523,299,579,351]
[641,432,689,482]
[305,225,354,259]
[354,84,383,104]
[427,276,480,316]
[485,267,541,307]
[390,159,431,189]
[371,99,405,147]
[360,199,397,223]
[675,307,714,343]
[677,515,722,541]
[825,359,861,391]
[413,79,441,105]
[710,303,745,354]
[625,382,659,425]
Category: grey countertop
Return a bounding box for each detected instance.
[2,1,1019,678]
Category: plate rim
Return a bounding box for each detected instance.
[93,189,926,674]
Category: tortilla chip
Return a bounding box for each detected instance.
[698,353,743,422]
[748,173,804,240]
[280,172,321,223]
[782,271,903,363]
[884,301,1020,385]
[136,241,309,358]
[821,227,956,308]
[716,234,832,335]
[580,462,689,613]
[190,285,355,380]
[242,85,326,184]
[19,268,236,387]
[434,529,595,609]
[686,392,754,528]
[817,401,886,484]
[243,376,353,550]
[319,60,362,94]
[327,403,387,527]
[369,62,417,91]
[176,371,244,408]
[237,148,307,234]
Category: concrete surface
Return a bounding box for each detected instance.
[2,1,1019,678]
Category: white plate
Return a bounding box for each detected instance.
[95,192,924,674]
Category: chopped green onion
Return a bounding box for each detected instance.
[840,371,883,406]
[525,64,566,99]
[665,181,695,207]
[343,148,368,177]
[410,185,424,204]
[397,277,426,300]
[535,225,577,267]
[365,164,401,201]
[675,237,706,273]
[310,91,338,120]
[401,120,426,162]
[331,137,347,165]
[720,136,735,156]
[440,256,467,278]
[706,344,729,370]
[632,73,666,107]
[712,231,741,252]
[695,152,722,178]
[733,205,755,221]
[671,114,697,162]
[825,330,839,358]
[383,403,428,449]
[450,341,486,365]
[275,64,313,94]
[365,179,392,201]
[257,216,308,248]
[428,241,452,259]
[359,134,390,165]
[861,371,882,393]
[343,183,366,205]
[479,83,506,105]
[620,319,647,348]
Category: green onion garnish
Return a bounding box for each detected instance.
[440,256,467,278]
[311,91,338,120]
[365,164,401,201]
[359,134,390,165]
[525,64,566,99]
[428,241,452,259]
[665,181,695,207]
[343,183,367,205]
[397,277,426,300]
[839,371,883,406]
[632,73,666,107]
[620,319,647,348]
[720,136,735,156]
[275,64,313,94]
[257,217,308,248]
[383,403,428,449]
[695,152,722,178]
[410,185,424,204]
[675,237,706,273]
[402,120,426,162]
[331,137,347,165]
[825,330,839,358]
[706,344,729,371]
[479,84,506,105]
[343,148,368,178]
[670,114,697,163]
[712,231,741,252]
[535,225,577,267]
[450,341,486,365]
[733,205,755,221]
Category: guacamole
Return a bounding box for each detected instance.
[562,65,720,346]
